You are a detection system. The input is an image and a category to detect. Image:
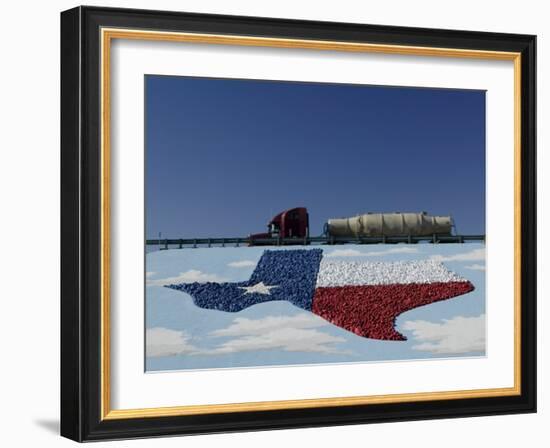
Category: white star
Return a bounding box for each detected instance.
[239,282,279,295]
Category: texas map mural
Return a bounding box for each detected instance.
[146,244,485,372]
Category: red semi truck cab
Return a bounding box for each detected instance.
[250,207,309,243]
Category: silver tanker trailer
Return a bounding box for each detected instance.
[326,211,452,238]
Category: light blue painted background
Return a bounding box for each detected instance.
[145,243,485,372]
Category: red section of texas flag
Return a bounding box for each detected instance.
[311,281,474,340]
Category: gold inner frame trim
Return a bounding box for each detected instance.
[100,27,522,421]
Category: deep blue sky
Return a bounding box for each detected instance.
[145,76,485,239]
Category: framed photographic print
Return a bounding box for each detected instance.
[60,6,536,442]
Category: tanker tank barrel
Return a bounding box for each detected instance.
[326,212,453,238]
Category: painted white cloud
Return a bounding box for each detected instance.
[146,315,350,358]
[207,314,350,355]
[402,314,485,354]
[147,270,227,286]
[326,247,418,258]
[430,248,485,262]
[465,264,485,271]
[227,260,256,268]
[209,328,349,355]
[210,314,328,337]
[146,327,198,357]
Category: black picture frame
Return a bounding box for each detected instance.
[61,5,536,442]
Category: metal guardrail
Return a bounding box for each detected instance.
[145,234,485,250]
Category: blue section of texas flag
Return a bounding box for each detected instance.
[166,249,323,312]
